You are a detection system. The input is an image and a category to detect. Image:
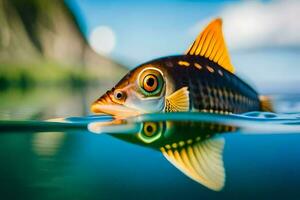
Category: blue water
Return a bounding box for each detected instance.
[0,110,300,199]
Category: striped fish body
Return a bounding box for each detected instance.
[155,55,261,113]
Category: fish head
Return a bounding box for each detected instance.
[91,63,173,118]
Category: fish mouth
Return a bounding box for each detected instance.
[91,93,141,118]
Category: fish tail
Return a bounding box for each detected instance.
[259,95,273,112]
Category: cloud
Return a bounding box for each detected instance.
[190,0,300,50]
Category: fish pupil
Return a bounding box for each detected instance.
[116,92,122,99]
[146,125,153,133]
[147,78,155,87]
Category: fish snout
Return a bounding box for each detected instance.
[91,92,114,113]
[91,90,141,117]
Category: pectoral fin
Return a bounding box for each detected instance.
[165,87,189,112]
[161,138,225,191]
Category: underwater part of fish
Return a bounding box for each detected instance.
[88,120,237,191]
[91,18,273,118]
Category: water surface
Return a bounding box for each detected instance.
[0,88,300,199]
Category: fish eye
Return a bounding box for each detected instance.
[143,122,157,137]
[138,68,164,96]
[143,74,158,92]
[114,90,126,101]
[138,122,163,143]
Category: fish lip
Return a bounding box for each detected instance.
[91,101,141,118]
[90,102,107,114]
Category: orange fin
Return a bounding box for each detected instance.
[161,138,225,191]
[185,18,235,73]
[165,87,190,112]
[259,96,273,112]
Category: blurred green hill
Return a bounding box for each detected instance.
[0,0,127,89]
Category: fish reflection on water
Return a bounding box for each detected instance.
[87,112,300,191]
[1,111,300,197]
[90,120,234,191]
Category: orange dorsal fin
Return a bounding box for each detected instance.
[185,18,235,73]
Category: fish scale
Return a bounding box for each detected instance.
[163,55,261,113]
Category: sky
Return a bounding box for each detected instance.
[66,0,300,92]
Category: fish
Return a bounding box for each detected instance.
[91,18,272,118]
[88,119,237,191]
